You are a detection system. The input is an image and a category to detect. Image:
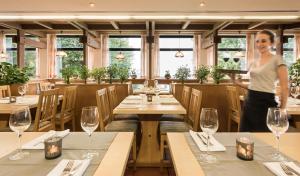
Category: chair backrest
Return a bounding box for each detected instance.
[59,86,77,121]
[96,88,112,131]
[26,83,40,95]
[34,89,59,132]
[0,85,11,98]
[107,86,119,113]
[186,89,203,131]
[181,86,192,111]
[226,86,241,123]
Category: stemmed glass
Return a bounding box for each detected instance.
[18,85,27,97]
[81,106,99,159]
[9,107,31,160]
[290,85,300,99]
[266,108,289,161]
[200,108,219,163]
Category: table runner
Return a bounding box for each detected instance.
[184,133,298,176]
[0,132,117,176]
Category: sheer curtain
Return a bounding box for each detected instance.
[193,34,202,68]
[295,34,300,60]
[246,33,255,65]
[206,46,215,66]
[47,34,56,78]
[151,34,160,78]
[141,34,149,78]
[100,34,109,67]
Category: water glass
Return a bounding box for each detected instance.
[290,85,300,98]
[18,85,27,96]
[9,107,31,160]
[266,108,289,161]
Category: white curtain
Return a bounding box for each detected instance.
[141,34,149,78]
[246,33,255,64]
[193,34,202,68]
[151,34,160,78]
[0,32,6,62]
[100,34,109,67]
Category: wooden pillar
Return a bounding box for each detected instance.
[17,30,25,68]
[276,26,284,56]
[39,37,48,79]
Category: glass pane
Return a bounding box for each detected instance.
[6,50,17,65]
[55,50,84,78]
[25,50,37,76]
[159,51,194,78]
[5,37,17,48]
[218,37,246,49]
[159,37,194,49]
[109,51,141,76]
[57,37,83,48]
[283,37,294,49]
[218,51,247,70]
[283,51,295,67]
[109,38,141,48]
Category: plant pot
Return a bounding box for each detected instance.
[131,75,137,79]
[165,75,171,79]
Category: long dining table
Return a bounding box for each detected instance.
[113,94,186,166]
[0,132,134,176]
[167,132,300,176]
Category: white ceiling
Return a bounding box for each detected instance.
[0,0,300,14]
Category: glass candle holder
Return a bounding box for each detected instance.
[44,136,62,160]
[147,94,153,102]
[9,96,16,103]
[236,137,254,160]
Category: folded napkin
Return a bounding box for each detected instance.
[127,95,142,100]
[0,99,10,104]
[121,100,140,105]
[264,162,300,176]
[189,130,226,152]
[117,104,140,109]
[47,159,90,176]
[22,129,70,149]
[159,95,173,98]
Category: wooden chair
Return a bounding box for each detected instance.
[39,82,52,91]
[96,88,138,168]
[159,88,202,170]
[160,86,191,122]
[226,86,242,132]
[107,86,139,121]
[0,85,11,98]
[56,86,77,131]
[29,89,59,132]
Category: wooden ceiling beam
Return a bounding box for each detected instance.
[204,21,232,38]
[110,21,119,30]
[181,21,191,30]
[283,22,300,30]
[69,21,98,37]
[248,21,268,30]
[33,21,53,29]
[0,22,46,37]
[151,21,155,36]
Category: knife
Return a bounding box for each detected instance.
[196,133,207,145]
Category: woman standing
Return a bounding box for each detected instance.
[235,30,289,132]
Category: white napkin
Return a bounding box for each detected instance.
[264,162,300,176]
[117,104,139,109]
[121,100,140,105]
[47,159,90,176]
[22,129,70,149]
[0,99,10,104]
[189,130,226,152]
[127,95,142,100]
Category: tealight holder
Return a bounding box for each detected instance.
[236,137,254,160]
[44,136,62,160]
[9,96,16,103]
[147,94,153,102]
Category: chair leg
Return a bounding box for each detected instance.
[60,121,65,131]
[160,134,166,172]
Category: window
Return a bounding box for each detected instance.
[283,36,295,67]
[5,35,38,77]
[159,35,194,77]
[218,36,247,70]
[56,35,84,77]
[108,36,141,76]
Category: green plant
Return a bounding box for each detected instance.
[164,70,171,79]
[0,62,33,85]
[61,66,74,84]
[79,65,90,84]
[174,65,190,84]
[210,66,225,84]
[118,66,130,83]
[90,67,106,84]
[106,63,119,84]
[195,65,210,84]
[289,59,300,86]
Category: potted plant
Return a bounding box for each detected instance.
[61,66,74,84]
[130,69,137,79]
[106,63,118,84]
[289,59,300,86]
[118,66,130,84]
[0,62,32,85]
[164,70,171,79]
[90,67,106,84]
[79,65,90,84]
[174,65,190,84]
[210,66,225,84]
[195,65,210,84]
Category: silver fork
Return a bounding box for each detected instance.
[280,163,296,176]
[61,160,75,176]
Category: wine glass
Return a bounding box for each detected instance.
[199,108,219,163]
[18,85,26,97]
[290,85,300,99]
[143,80,148,88]
[81,106,99,159]
[9,107,31,160]
[266,108,289,161]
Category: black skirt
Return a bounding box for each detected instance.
[240,89,278,132]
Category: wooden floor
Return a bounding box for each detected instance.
[125,167,176,176]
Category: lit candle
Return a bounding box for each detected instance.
[44,136,62,160]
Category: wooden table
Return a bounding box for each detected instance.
[0,95,40,114]
[167,132,300,176]
[113,95,186,166]
[0,132,133,176]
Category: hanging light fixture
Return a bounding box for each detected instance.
[115,31,125,60]
[175,31,184,58]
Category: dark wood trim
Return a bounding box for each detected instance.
[17,30,25,68]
